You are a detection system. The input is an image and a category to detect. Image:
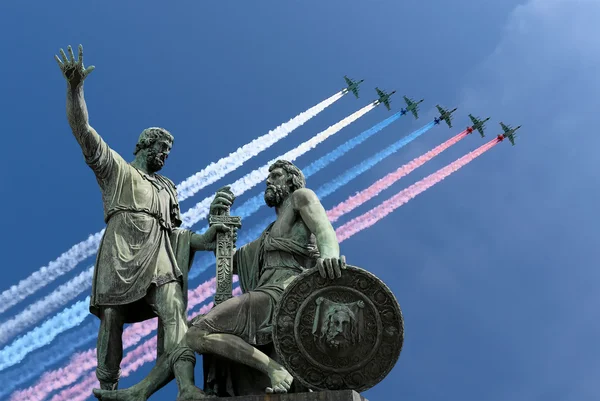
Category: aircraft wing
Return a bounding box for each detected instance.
[508,134,516,145]
[376,88,385,98]
[477,127,485,137]
[403,96,414,107]
[500,122,511,133]
[383,99,391,111]
[444,115,453,128]
[351,87,359,98]
[469,114,479,125]
[344,76,352,86]
[436,105,444,114]
[411,107,419,119]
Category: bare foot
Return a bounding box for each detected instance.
[266,366,294,394]
[177,385,208,401]
[92,387,146,401]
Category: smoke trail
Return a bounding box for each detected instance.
[315,121,436,201]
[50,288,243,401]
[328,130,470,222]
[11,278,222,401]
[0,278,216,374]
[179,103,376,227]
[0,266,94,345]
[336,138,500,241]
[0,232,103,315]
[0,320,98,400]
[223,112,405,221]
[0,93,344,317]
[177,91,345,200]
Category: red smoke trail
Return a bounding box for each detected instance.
[336,138,500,241]
[328,130,470,223]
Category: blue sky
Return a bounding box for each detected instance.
[1,0,598,400]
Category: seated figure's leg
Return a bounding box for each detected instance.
[97,306,125,390]
[189,292,294,394]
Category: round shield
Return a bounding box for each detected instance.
[273,265,404,392]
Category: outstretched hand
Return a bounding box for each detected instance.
[55,44,95,88]
[316,255,346,279]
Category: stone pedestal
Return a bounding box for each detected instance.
[202,390,368,401]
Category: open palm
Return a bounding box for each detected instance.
[55,44,95,88]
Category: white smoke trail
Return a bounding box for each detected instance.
[0,232,103,315]
[0,266,94,345]
[180,103,377,228]
[177,91,345,200]
[0,92,344,315]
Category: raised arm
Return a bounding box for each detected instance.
[56,45,120,181]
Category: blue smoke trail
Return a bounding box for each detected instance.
[193,112,405,238]
[315,121,436,198]
[0,319,98,398]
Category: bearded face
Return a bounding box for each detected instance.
[146,139,172,173]
[325,310,353,349]
[264,167,292,207]
[264,184,290,208]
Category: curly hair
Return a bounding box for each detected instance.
[269,159,306,192]
[133,127,174,156]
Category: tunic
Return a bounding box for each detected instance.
[200,222,316,397]
[80,130,183,323]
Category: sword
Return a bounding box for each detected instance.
[209,204,241,305]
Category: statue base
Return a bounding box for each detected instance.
[203,390,368,401]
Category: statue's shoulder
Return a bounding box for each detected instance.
[291,187,319,208]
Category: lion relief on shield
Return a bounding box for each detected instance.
[312,296,365,356]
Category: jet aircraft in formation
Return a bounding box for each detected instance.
[466,114,490,137]
[374,87,396,111]
[434,105,458,128]
[343,75,364,98]
[497,122,521,145]
[400,96,424,119]
[342,76,521,144]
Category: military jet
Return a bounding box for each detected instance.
[343,75,364,98]
[434,104,458,128]
[400,96,425,119]
[497,122,521,145]
[466,114,490,138]
[374,87,396,111]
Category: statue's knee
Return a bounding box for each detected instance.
[185,326,208,351]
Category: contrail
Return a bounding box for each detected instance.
[10,278,225,401]
[179,103,376,227]
[336,138,501,241]
[0,265,94,345]
[0,231,103,315]
[315,121,436,201]
[49,289,242,401]
[328,129,470,222]
[0,92,344,316]
[0,320,98,400]
[224,112,405,221]
[0,277,217,374]
[176,91,345,200]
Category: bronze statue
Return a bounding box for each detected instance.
[54,44,232,391]
[92,160,347,401]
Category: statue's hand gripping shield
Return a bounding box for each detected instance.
[273,265,404,393]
